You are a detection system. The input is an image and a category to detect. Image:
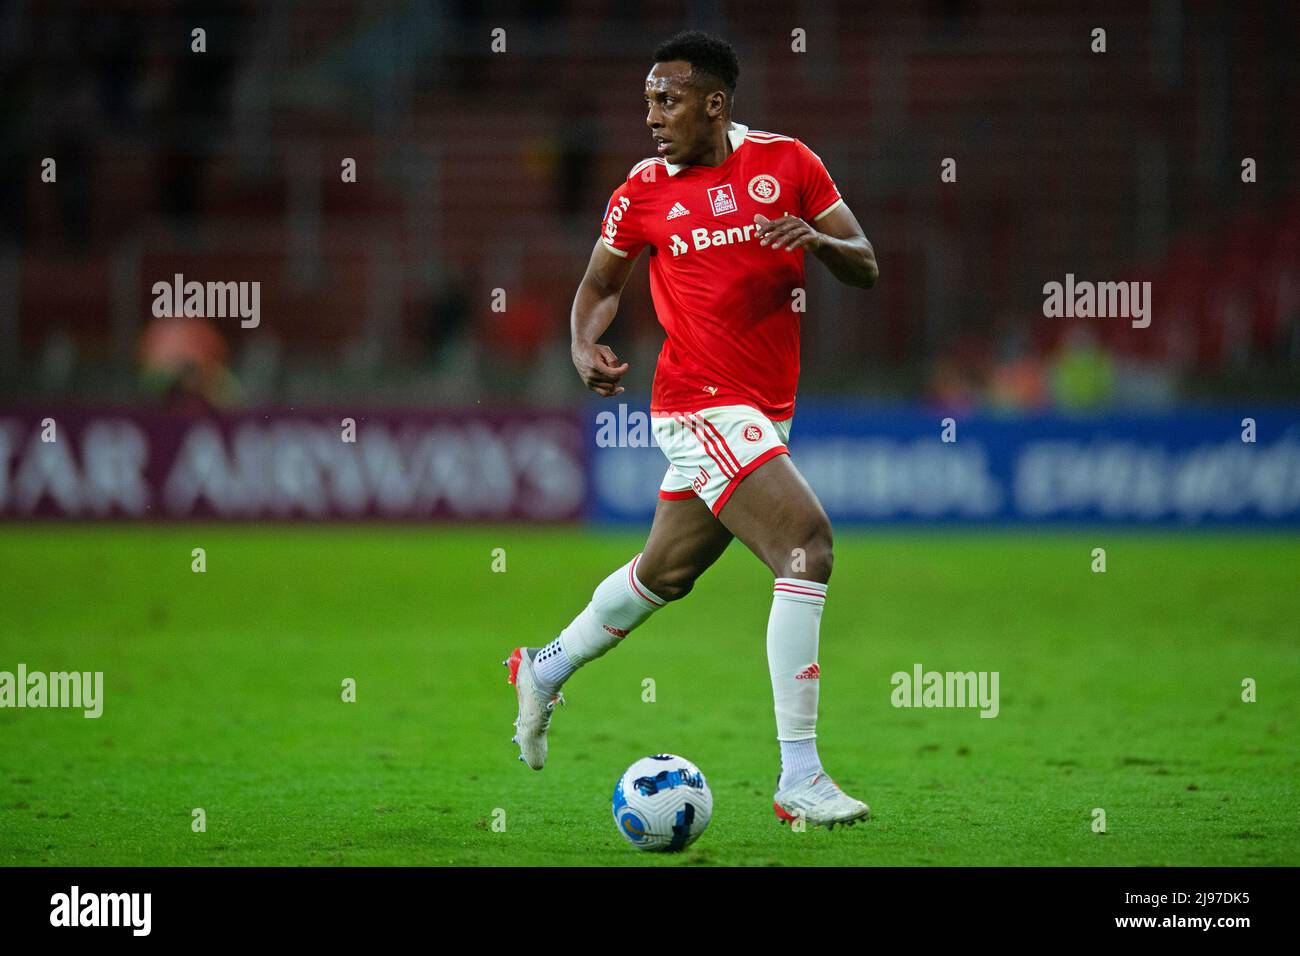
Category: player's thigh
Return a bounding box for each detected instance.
[636,493,734,601]
[715,454,833,581]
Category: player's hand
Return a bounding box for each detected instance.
[572,342,629,397]
[754,213,823,252]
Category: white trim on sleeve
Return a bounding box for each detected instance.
[812,197,845,222]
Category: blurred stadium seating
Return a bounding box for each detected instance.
[1,0,1296,410]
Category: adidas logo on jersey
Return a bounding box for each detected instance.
[667,223,763,256]
[666,202,690,220]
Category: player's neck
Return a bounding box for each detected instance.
[693,122,733,168]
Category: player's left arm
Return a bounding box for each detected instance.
[754,205,878,289]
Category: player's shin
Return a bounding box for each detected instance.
[532,553,667,695]
[767,578,828,789]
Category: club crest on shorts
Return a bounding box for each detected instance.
[707,184,738,216]
[743,424,763,442]
[748,174,780,203]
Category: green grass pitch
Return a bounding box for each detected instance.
[1,526,1297,866]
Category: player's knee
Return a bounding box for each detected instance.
[657,580,694,602]
[636,562,696,603]
[802,530,833,583]
[775,522,833,583]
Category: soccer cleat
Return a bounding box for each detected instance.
[773,770,870,830]
[504,647,564,770]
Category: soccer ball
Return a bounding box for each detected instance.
[611,754,713,851]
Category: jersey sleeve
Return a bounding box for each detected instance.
[795,139,844,223]
[598,179,648,258]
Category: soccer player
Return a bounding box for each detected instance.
[506,31,878,828]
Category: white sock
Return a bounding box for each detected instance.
[779,738,822,789]
[533,553,666,694]
[767,578,828,789]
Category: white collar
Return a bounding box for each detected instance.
[664,121,749,176]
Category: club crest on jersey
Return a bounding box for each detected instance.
[748,174,780,203]
[707,184,738,216]
[743,424,763,442]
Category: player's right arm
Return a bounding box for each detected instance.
[573,178,651,397]
[571,239,640,397]
[571,231,645,399]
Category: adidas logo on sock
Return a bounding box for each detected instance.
[795,663,820,680]
[603,624,629,637]
[666,201,690,220]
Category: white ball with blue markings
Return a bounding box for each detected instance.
[611,754,713,851]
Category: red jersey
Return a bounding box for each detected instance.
[598,122,844,421]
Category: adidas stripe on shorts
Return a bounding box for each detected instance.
[651,404,792,516]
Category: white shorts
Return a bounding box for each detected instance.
[651,404,792,516]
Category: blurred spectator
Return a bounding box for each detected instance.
[138,315,238,411]
[556,103,598,221]
[1051,326,1114,411]
[427,266,473,363]
[989,331,1050,412]
[159,1,244,225]
[927,332,993,414]
[479,286,552,393]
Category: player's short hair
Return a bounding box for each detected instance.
[653,31,740,103]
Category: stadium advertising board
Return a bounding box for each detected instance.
[588,403,1300,526]
[5,403,1296,525]
[0,408,586,521]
